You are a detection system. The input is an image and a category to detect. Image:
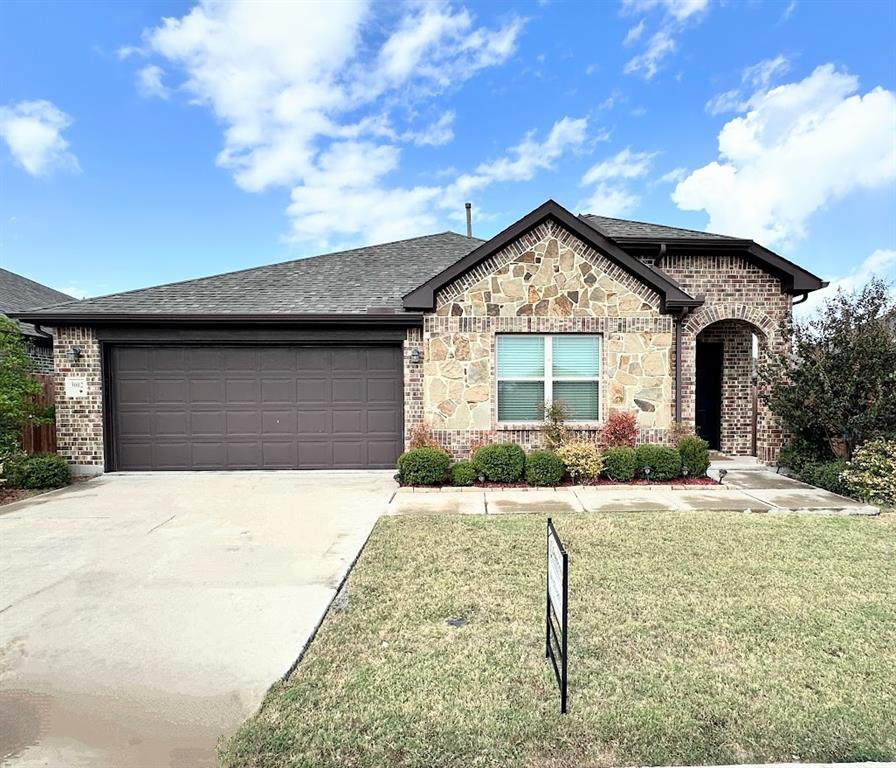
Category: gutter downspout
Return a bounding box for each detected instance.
[792,291,809,305]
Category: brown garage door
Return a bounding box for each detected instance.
[109,345,404,470]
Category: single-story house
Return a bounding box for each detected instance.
[14,200,826,476]
[1,267,75,374]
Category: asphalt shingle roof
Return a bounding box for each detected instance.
[580,213,740,241]
[0,268,76,337]
[18,232,483,317]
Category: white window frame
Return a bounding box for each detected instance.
[496,334,601,425]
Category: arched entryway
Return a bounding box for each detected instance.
[681,303,785,462]
[695,319,764,454]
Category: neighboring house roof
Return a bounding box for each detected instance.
[0,268,76,339]
[13,232,482,325]
[13,200,826,326]
[403,200,703,313]
[580,214,740,241]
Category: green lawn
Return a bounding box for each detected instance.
[222,512,896,768]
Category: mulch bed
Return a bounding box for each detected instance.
[0,488,47,507]
[407,475,721,490]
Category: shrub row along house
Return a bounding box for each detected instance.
[13,200,826,475]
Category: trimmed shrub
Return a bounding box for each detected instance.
[677,436,710,477]
[7,453,71,489]
[557,441,603,481]
[599,410,638,449]
[541,401,569,451]
[450,460,478,487]
[397,447,451,486]
[635,444,682,481]
[842,439,896,506]
[525,450,565,486]
[603,446,637,482]
[473,442,526,483]
[798,459,851,497]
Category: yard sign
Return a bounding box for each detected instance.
[545,517,568,714]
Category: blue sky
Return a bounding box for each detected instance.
[1,0,894,315]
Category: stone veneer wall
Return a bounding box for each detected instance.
[53,326,104,474]
[658,254,792,463]
[410,219,675,459]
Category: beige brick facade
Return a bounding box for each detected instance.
[53,326,104,475]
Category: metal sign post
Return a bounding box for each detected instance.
[545,517,568,714]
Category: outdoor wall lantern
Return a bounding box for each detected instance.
[68,346,82,361]
[409,347,422,365]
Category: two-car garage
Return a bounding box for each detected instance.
[107,344,404,471]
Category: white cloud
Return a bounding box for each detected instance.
[622,0,710,79]
[137,65,171,99]
[287,116,590,245]
[796,249,896,318]
[706,55,790,115]
[657,166,687,184]
[674,64,896,245]
[578,147,655,216]
[743,55,790,89]
[132,0,527,244]
[582,147,656,184]
[0,100,80,176]
[579,183,640,217]
[624,29,675,79]
[623,20,646,45]
[622,0,709,22]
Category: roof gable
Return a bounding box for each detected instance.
[0,268,76,338]
[403,200,700,313]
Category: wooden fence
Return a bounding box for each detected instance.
[22,373,57,455]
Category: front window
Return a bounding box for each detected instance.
[496,334,600,422]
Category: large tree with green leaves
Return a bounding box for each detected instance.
[0,316,42,455]
[761,277,896,459]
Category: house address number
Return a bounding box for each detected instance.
[64,376,88,398]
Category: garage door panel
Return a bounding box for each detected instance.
[367,439,402,467]
[154,441,190,470]
[297,409,330,434]
[225,378,259,403]
[261,378,295,403]
[297,378,329,403]
[332,378,363,403]
[156,411,188,437]
[111,345,402,470]
[367,409,400,434]
[332,410,363,434]
[262,441,297,467]
[118,379,152,406]
[191,411,225,437]
[191,442,226,468]
[190,378,224,404]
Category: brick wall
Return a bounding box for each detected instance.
[24,339,54,374]
[660,254,791,463]
[53,326,104,475]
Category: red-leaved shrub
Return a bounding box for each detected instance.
[599,410,638,449]
[407,422,441,450]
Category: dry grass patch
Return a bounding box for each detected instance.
[222,511,896,768]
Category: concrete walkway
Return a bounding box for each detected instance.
[389,463,879,516]
[0,471,394,768]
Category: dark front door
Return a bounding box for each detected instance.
[109,345,404,470]
[695,341,723,450]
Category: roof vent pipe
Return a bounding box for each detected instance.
[465,202,473,238]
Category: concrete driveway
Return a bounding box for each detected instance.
[0,471,394,767]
